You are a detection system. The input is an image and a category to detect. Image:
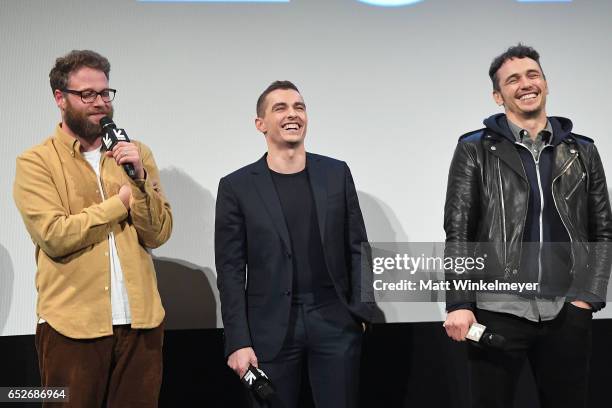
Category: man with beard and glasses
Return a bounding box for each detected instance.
[443,43,612,407]
[13,50,172,407]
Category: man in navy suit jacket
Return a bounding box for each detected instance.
[215,81,374,407]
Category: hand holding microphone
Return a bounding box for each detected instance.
[100,116,144,180]
[228,347,277,401]
[444,309,506,349]
[443,309,476,341]
[227,346,258,378]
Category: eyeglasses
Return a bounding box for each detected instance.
[62,88,116,103]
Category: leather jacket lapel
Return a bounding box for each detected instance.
[483,131,527,181]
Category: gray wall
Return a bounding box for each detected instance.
[1,0,611,336]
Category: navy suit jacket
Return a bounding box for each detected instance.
[214,152,374,360]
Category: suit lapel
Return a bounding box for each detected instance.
[307,153,328,245]
[251,155,291,251]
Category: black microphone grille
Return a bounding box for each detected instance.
[99,116,115,129]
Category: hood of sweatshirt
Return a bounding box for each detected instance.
[482,113,573,145]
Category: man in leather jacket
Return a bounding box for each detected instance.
[442,44,612,408]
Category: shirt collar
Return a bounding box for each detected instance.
[54,123,82,156]
[507,119,553,144]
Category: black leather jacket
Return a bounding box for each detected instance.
[444,115,612,309]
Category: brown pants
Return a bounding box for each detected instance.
[36,322,164,408]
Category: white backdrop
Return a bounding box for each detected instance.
[1,0,611,336]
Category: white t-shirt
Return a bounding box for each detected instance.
[79,148,132,325]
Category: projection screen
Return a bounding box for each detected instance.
[1,0,611,336]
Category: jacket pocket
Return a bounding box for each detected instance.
[566,302,593,331]
[565,172,586,200]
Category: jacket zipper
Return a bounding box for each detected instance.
[552,152,579,274]
[534,155,545,288]
[497,158,508,272]
[565,172,586,200]
[556,154,579,182]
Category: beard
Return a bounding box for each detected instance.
[63,99,113,143]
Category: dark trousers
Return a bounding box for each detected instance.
[35,322,164,408]
[251,297,363,408]
[469,304,592,408]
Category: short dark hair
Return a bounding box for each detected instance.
[49,50,111,94]
[256,80,300,117]
[489,44,544,91]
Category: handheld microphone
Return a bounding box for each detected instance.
[99,116,137,179]
[466,322,506,349]
[241,364,275,401]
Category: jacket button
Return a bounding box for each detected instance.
[570,149,576,154]
[284,291,291,296]
[512,269,518,275]
[104,286,109,291]
[490,146,497,151]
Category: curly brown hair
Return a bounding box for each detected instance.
[49,50,111,94]
[489,43,545,92]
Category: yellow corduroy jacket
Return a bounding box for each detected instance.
[13,124,173,339]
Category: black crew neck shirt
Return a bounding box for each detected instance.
[269,167,334,296]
